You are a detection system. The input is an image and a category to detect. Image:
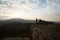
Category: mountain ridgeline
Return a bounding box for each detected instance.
[0,18,36,24]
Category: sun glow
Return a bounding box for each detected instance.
[13,13,20,18]
[11,11,21,18]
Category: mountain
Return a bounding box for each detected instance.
[0,18,59,25]
[0,18,36,24]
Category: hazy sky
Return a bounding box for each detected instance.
[0,0,60,21]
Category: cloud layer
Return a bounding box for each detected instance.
[0,0,60,21]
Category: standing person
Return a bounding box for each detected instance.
[39,19,41,24]
[36,18,38,24]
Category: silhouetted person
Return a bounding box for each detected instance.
[36,18,38,24]
[39,19,41,24]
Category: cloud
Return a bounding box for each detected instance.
[0,0,60,21]
[0,0,46,11]
[46,0,60,12]
[0,0,11,8]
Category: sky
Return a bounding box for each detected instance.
[0,0,60,21]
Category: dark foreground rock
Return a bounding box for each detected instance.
[0,24,60,40]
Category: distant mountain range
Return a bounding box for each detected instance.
[0,18,60,25]
[0,18,36,24]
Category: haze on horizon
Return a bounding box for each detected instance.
[0,0,60,22]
